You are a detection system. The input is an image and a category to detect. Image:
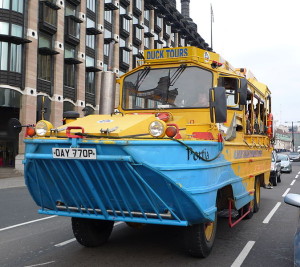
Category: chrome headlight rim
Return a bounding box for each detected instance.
[148,120,166,138]
[35,120,53,137]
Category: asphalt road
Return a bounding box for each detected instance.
[1,164,300,267]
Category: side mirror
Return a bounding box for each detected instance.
[284,193,300,208]
[209,87,227,123]
[235,78,247,105]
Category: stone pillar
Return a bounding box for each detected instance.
[16,0,39,172]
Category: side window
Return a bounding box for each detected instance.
[218,77,239,108]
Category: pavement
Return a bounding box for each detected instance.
[0,167,25,189]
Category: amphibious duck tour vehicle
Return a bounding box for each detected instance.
[19,46,273,258]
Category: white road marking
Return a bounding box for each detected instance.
[296,175,299,179]
[24,261,55,267]
[231,241,255,267]
[263,202,281,224]
[55,238,76,247]
[0,216,57,232]
[54,221,124,247]
[282,188,291,197]
[291,180,296,186]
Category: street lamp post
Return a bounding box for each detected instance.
[285,121,300,152]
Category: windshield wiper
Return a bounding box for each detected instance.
[170,64,187,86]
[134,66,151,90]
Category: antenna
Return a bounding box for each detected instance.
[210,4,214,50]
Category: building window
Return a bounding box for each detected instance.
[86,34,95,49]
[0,41,22,72]
[43,4,57,27]
[64,64,76,88]
[0,0,10,9]
[38,54,51,81]
[38,33,54,81]
[104,10,113,23]
[9,44,21,72]
[144,37,150,50]
[0,42,8,70]
[12,0,23,13]
[86,72,95,94]
[87,0,96,12]
[0,22,23,37]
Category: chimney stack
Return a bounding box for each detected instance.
[181,0,190,19]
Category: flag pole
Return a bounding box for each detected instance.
[210,4,214,50]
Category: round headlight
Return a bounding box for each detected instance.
[149,120,166,138]
[35,120,53,137]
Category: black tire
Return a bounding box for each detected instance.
[184,213,217,258]
[253,177,261,213]
[72,218,114,247]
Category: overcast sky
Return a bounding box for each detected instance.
[176,0,300,126]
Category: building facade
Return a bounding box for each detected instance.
[0,0,209,170]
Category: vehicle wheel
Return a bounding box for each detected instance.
[184,213,217,258]
[253,177,261,213]
[72,218,114,247]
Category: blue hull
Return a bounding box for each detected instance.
[24,138,251,226]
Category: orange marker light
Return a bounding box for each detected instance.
[165,126,177,138]
[26,127,36,137]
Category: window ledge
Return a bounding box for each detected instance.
[0,34,32,45]
[39,47,60,55]
[64,58,83,64]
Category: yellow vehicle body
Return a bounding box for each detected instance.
[23,46,273,258]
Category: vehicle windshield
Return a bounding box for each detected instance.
[290,152,299,155]
[277,154,289,161]
[122,66,213,110]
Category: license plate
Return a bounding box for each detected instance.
[52,148,96,159]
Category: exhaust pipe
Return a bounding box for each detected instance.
[99,41,116,114]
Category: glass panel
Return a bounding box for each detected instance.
[39,33,52,48]
[86,72,95,93]
[65,2,76,16]
[10,44,22,73]
[119,37,126,47]
[69,19,80,38]
[144,37,149,49]
[104,10,112,23]
[0,22,9,35]
[104,28,112,39]
[64,64,76,88]
[122,50,130,64]
[87,0,96,12]
[38,54,51,81]
[12,0,23,13]
[136,0,142,10]
[86,56,94,67]
[144,10,150,21]
[0,0,10,9]
[86,34,95,49]
[0,42,8,70]
[44,5,57,26]
[87,18,95,28]
[122,67,213,109]
[104,44,109,56]
[63,101,75,112]
[120,5,126,15]
[136,27,142,40]
[123,17,130,32]
[11,24,23,38]
[156,17,162,28]
[64,44,76,58]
